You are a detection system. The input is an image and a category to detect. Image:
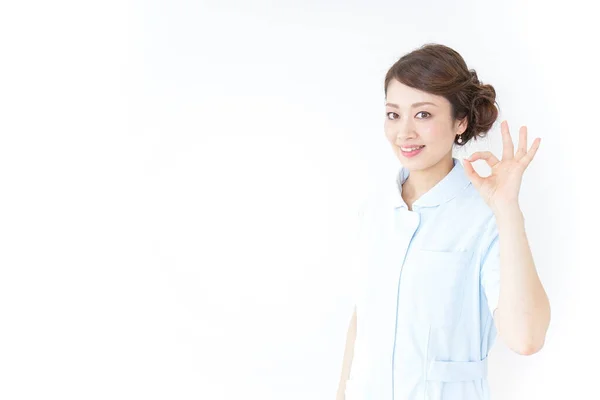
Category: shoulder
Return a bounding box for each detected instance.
[458,185,500,253]
[443,184,499,251]
[458,183,495,221]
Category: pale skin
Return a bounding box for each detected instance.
[463,120,550,356]
[335,82,550,398]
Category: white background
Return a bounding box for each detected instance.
[0,1,597,399]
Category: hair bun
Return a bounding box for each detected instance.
[469,70,480,85]
[468,83,498,139]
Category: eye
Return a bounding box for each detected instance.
[416,111,431,119]
[386,112,399,120]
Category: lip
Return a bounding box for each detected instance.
[400,145,425,158]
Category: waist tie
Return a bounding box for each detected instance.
[426,356,488,382]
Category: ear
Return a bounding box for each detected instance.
[457,116,468,135]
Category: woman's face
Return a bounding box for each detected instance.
[384,79,467,171]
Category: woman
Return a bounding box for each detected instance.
[336,44,551,400]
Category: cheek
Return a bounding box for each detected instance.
[384,124,395,142]
[421,123,449,141]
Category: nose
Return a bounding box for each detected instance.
[394,118,417,143]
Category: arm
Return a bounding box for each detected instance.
[463,121,549,356]
[494,204,551,355]
[335,306,357,400]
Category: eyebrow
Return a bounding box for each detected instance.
[386,102,438,108]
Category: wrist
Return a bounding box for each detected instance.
[493,202,524,224]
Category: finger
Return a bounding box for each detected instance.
[520,137,541,167]
[515,125,528,159]
[466,151,500,168]
[462,159,484,188]
[501,120,514,160]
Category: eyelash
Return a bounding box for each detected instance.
[386,111,431,120]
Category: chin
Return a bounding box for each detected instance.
[396,149,430,170]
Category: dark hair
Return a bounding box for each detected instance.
[384,43,499,146]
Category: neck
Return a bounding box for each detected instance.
[402,156,454,201]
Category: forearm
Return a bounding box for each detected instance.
[336,307,357,399]
[494,203,550,354]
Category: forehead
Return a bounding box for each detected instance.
[385,79,448,108]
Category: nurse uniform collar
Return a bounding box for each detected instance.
[391,157,471,209]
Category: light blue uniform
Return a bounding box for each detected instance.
[347,157,501,400]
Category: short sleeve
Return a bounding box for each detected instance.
[480,218,500,317]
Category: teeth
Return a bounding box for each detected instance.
[401,146,424,151]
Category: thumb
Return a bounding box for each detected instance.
[462,159,484,188]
